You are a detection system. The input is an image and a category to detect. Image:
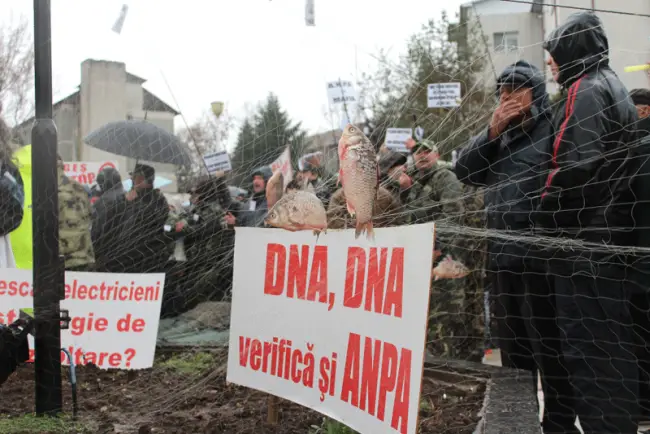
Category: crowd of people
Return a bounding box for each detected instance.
[1,9,650,434]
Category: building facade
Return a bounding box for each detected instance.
[14,59,180,192]
[456,0,546,87]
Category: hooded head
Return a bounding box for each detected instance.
[496,60,549,112]
[251,166,273,194]
[96,167,122,192]
[543,12,609,87]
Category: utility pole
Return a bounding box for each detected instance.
[32,0,64,415]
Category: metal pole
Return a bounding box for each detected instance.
[32,0,63,415]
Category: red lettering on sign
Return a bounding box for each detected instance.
[339,332,412,434]
[342,247,404,318]
[263,243,329,305]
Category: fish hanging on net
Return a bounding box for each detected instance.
[432,255,470,281]
[266,170,284,208]
[338,124,379,240]
[265,190,327,237]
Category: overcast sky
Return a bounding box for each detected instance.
[2,0,465,143]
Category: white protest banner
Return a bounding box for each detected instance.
[270,146,293,188]
[228,224,435,434]
[64,161,119,186]
[0,270,165,370]
[427,82,462,108]
[385,128,413,153]
[326,80,358,106]
[203,150,232,174]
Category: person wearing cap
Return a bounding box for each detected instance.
[300,159,336,207]
[118,163,169,273]
[91,166,127,272]
[456,60,577,433]
[241,166,272,227]
[57,154,95,271]
[405,139,484,363]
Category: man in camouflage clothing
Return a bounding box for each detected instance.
[57,155,95,271]
[176,177,232,310]
[405,140,484,362]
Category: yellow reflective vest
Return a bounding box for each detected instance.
[11,145,33,269]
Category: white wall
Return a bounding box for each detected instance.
[543,0,650,92]
[466,3,546,88]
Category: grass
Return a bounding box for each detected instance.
[0,414,92,434]
[158,351,215,375]
[309,417,358,434]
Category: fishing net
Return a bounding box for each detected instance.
[2,1,650,433]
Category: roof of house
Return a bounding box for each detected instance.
[14,77,179,131]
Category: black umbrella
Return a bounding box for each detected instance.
[84,120,193,166]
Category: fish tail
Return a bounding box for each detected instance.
[355,221,375,241]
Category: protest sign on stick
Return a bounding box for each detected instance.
[427,82,461,109]
[227,224,435,434]
[0,270,165,370]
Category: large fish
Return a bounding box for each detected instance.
[265,190,327,236]
[338,124,378,240]
[266,170,284,208]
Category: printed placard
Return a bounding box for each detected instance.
[326,80,358,106]
[385,128,413,153]
[0,270,165,370]
[64,161,119,186]
[427,82,462,108]
[227,224,435,434]
[203,150,232,173]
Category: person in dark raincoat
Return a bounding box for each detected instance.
[538,12,639,433]
[628,88,650,423]
[119,164,170,273]
[456,60,577,433]
[91,167,127,272]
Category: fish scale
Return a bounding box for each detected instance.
[338,124,378,240]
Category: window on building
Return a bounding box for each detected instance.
[494,32,519,52]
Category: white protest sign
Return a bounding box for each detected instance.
[203,150,232,173]
[0,270,165,370]
[227,224,435,434]
[270,146,293,188]
[385,128,413,153]
[326,80,358,106]
[64,161,119,186]
[427,82,462,108]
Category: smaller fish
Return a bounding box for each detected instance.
[432,255,470,281]
[265,190,327,237]
[266,170,284,208]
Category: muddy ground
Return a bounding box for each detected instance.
[0,349,485,434]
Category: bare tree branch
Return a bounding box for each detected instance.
[0,18,34,129]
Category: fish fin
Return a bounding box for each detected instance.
[337,169,343,187]
[434,275,440,281]
[313,230,320,241]
[355,221,374,241]
[346,201,355,218]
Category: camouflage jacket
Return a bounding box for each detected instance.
[405,164,464,225]
[58,170,95,268]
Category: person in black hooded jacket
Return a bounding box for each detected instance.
[455,60,577,434]
[91,167,127,272]
[539,12,640,434]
